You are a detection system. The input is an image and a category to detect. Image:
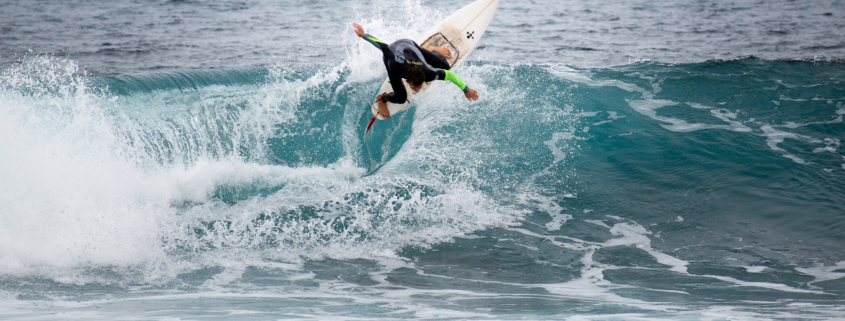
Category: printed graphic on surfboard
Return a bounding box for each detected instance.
[370,0,499,121]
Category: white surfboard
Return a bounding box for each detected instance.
[370,0,499,120]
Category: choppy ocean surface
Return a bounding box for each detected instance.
[1,0,845,320]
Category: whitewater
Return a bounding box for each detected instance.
[1,0,844,320]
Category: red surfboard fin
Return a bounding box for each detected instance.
[366,93,387,134]
[365,116,376,134]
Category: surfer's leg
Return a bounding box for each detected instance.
[382,64,408,105]
[419,46,451,70]
[426,46,453,59]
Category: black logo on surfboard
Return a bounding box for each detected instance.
[466,31,475,39]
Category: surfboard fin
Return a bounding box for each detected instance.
[367,93,386,134]
[365,116,376,134]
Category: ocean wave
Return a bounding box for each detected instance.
[1,54,844,318]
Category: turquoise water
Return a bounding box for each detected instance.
[2,0,845,320]
[2,54,843,320]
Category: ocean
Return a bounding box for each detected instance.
[1,0,844,320]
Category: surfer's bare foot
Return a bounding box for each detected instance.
[376,94,390,118]
[377,100,390,118]
[426,46,452,59]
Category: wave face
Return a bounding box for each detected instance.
[1,55,844,319]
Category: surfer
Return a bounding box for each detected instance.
[353,23,479,119]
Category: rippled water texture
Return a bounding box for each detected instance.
[1,0,843,74]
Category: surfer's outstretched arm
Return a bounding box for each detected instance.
[362,34,390,53]
[434,70,479,101]
[406,40,477,101]
[353,23,390,53]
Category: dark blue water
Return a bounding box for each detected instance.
[2,0,844,74]
[2,0,845,320]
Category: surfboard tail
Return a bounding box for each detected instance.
[365,116,376,134]
[367,93,387,133]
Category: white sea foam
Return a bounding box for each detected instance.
[710,108,753,132]
[759,125,811,164]
[550,65,653,99]
[812,138,840,154]
[0,55,347,278]
[584,219,611,229]
[0,57,171,275]
[744,266,768,273]
[0,52,534,282]
[687,102,712,109]
[555,68,841,167]
[544,131,575,163]
[513,212,831,306]
[606,223,689,273]
[628,99,738,132]
[544,207,572,231]
[795,260,845,287]
[607,111,624,120]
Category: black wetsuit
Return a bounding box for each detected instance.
[362,34,470,104]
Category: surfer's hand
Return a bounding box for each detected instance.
[465,88,479,101]
[352,23,365,37]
